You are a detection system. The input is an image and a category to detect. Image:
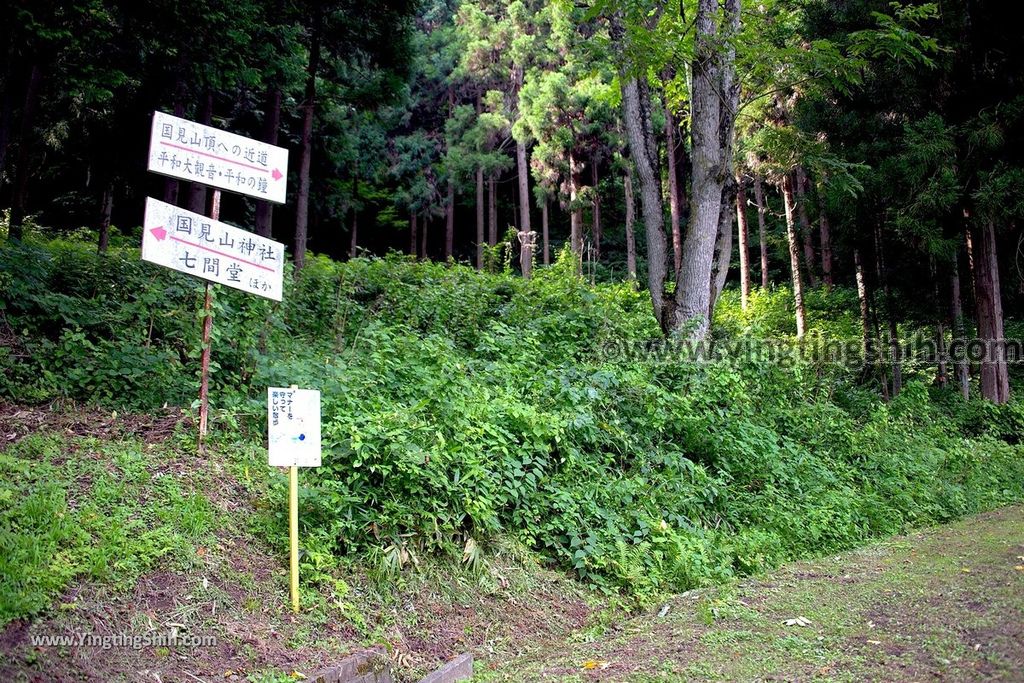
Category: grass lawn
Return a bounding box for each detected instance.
[478,506,1024,681]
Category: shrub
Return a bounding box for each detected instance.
[3,237,1022,596]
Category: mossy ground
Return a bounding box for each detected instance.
[477,506,1024,681]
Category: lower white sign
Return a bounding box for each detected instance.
[268,387,321,467]
[142,197,284,301]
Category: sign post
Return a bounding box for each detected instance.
[143,110,288,448]
[268,386,321,612]
[197,190,220,445]
[144,111,310,612]
[290,463,299,613]
[141,193,285,447]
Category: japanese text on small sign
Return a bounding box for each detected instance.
[268,387,321,467]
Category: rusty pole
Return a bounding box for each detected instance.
[197,189,221,450]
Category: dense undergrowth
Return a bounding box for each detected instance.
[2,236,1023,600]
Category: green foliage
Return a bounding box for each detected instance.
[3,237,1023,602]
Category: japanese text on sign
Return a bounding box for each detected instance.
[142,197,285,301]
[268,388,321,467]
[148,111,289,204]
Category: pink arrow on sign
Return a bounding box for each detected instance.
[150,225,168,241]
[272,168,283,181]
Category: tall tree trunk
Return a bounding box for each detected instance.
[754,175,769,287]
[930,256,948,387]
[781,173,807,338]
[488,173,497,246]
[867,273,891,401]
[674,0,723,336]
[795,165,817,288]
[624,164,637,282]
[420,215,429,260]
[161,86,187,206]
[476,167,485,268]
[0,25,16,179]
[665,108,683,276]
[517,141,533,276]
[444,184,454,260]
[885,293,902,396]
[620,77,668,324]
[964,227,976,302]
[7,62,43,241]
[185,90,214,215]
[950,255,969,399]
[568,150,583,266]
[512,61,533,273]
[97,181,113,254]
[709,178,737,317]
[854,249,872,364]
[590,159,601,261]
[349,208,358,258]
[819,206,833,288]
[736,178,751,309]
[541,198,550,265]
[673,0,740,337]
[972,219,1009,403]
[611,12,670,328]
[444,87,456,261]
[349,173,359,258]
[293,13,322,271]
[409,211,417,258]
[873,223,902,397]
[255,85,282,238]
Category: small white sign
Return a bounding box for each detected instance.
[142,197,285,301]
[268,387,321,467]
[148,111,289,204]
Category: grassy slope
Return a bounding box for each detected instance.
[2,404,1022,682]
[0,405,601,683]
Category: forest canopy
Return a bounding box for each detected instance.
[1,0,1021,401]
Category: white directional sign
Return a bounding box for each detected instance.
[142,197,285,301]
[147,111,289,204]
[268,388,321,467]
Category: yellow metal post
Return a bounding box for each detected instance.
[289,464,299,613]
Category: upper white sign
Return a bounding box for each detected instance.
[147,111,288,204]
[268,387,322,467]
[142,197,285,301]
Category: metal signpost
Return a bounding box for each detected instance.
[268,386,322,612]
